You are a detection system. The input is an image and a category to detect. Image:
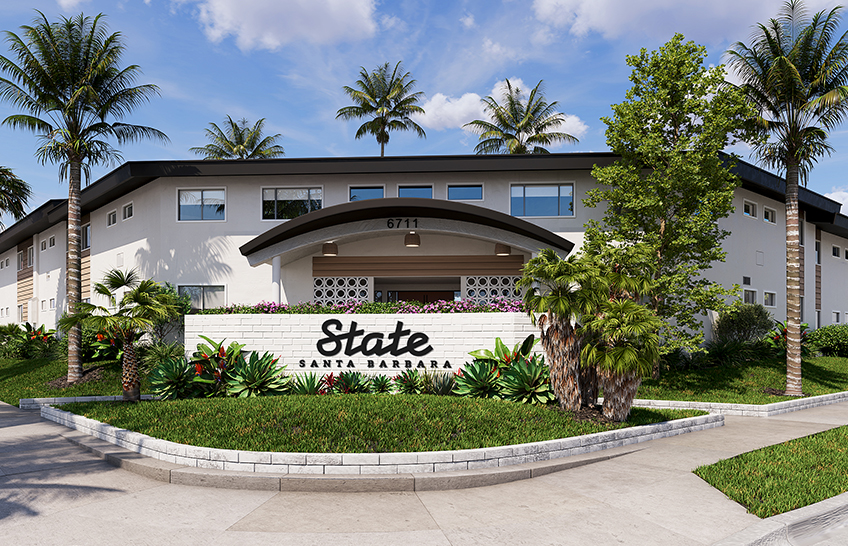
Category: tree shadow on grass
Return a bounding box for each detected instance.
[801,358,848,391]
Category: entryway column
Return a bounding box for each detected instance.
[271,255,281,304]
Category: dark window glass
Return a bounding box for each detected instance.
[179,189,225,221]
[82,224,91,250]
[350,187,383,201]
[559,185,574,216]
[510,186,524,216]
[179,285,225,311]
[398,186,432,198]
[448,185,483,200]
[511,184,574,217]
[262,188,322,219]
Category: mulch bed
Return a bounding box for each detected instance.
[564,403,618,425]
[46,365,108,389]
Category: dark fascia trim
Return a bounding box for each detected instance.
[0,199,66,253]
[824,213,848,239]
[239,198,575,257]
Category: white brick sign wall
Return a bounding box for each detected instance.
[185,313,539,374]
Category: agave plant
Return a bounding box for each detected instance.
[453,360,501,399]
[336,371,371,394]
[139,340,185,375]
[291,372,322,395]
[226,352,290,397]
[149,357,197,400]
[423,371,456,396]
[499,355,555,405]
[370,374,394,394]
[394,369,425,394]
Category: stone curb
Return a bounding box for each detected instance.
[629,390,848,416]
[40,404,722,478]
[19,395,157,410]
[711,491,848,546]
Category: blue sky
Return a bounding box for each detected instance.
[1,0,847,220]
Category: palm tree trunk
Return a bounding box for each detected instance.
[122,335,141,402]
[66,161,82,384]
[784,162,803,396]
[381,140,385,157]
[539,314,582,411]
[579,361,598,406]
[600,368,641,422]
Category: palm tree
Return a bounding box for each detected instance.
[189,116,284,159]
[464,79,579,154]
[726,0,848,396]
[0,12,167,385]
[336,61,426,157]
[517,250,606,411]
[0,166,32,229]
[59,269,180,401]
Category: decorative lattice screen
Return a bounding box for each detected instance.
[313,277,371,305]
[463,276,521,303]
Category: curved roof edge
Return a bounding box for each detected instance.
[240,198,574,257]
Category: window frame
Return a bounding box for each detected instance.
[834,311,842,324]
[107,210,118,227]
[261,186,323,221]
[177,285,227,312]
[510,183,575,218]
[397,185,433,199]
[348,185,385,202]
[763,207,776,224]
[122,202,134,221]
[27,246,33,268]
[49,235,55,248]
[743,288,757,305]
[743,200,758,219]
[82,223,91,250]
[49,298,55,310]
[447,184,484,201]
[41,240,47,252]
[763,291,777,308]
[177,188,227,222]
[833,245,841,259]
[16,251,23,271]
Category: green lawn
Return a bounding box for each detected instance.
[637,356,848,404]
[62,395,704,453]
[695,426,848,518]
[0,357,129,406]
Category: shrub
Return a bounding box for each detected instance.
[370,374,393,394]
[499,355,554,405]
[139,340,185,376]
[291,372,322,395]
[190,336,245,397]
[394,369,425,394]
[714,303,774,342]
[335,371,371,394]
[226,352,290,397]
[0,323,24,359]
[149,357,197,400]
[201,299,525,315]
[704,338,754,367]
[766,321,811,358]
[808,324,848,357]
[422,371,456,396]
[467,334,537,372]
[453,360,501,399]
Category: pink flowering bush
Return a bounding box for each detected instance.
[200,299,525,315]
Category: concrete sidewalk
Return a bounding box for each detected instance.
[1,401,846,546]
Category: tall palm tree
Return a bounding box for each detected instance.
[464,79,579,154]
[0,166,32,229]
[0,12,167,385]
[336,61,426,157]
[59,269,180,401]
[726,0,848,396]
[517,250,606,411]
[189,116,284,159]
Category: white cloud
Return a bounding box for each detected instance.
[184,0,377,50]
[414,92,486,131]
[482,38,522,61]
[560,113,589,141]
[460,13,475,29]
[825,187,848,212]
[380,14,405,31]
[56,0,89,9]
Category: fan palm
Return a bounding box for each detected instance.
[464,79,579,154]
[336,61,426,157]
[726,0,848,396]
[189,116,284,159]
[0,12,168,385]
[59,269,181,401]
[517,250,606,411]
[0,166,32,229]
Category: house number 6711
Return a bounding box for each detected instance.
[386,218,418,229]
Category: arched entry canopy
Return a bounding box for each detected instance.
[239,198,574,266]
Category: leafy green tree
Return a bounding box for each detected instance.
[59,269,181,401]
[336,61,426,157]
[0,12,167,385]
[189,116,284,159]
[464,79,578,154]
[0,166,31,229]
[726,0,848,396]
[584,34,760,374]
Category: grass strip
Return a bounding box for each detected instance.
[0,357,128,406]
[694,426,848,518]
[62,395,705,453]
[638,357,848,404]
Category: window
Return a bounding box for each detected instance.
[82,224,91,250]
[123,203,133,220]
[447,185,483,200]
[27,246,33,268]
[107,210,117,226]
[0,260,3,270]
[816,241,821,264]
[178,285,225,312]
[262,188,322,220]
[764,292,776,307]
[398,186,432,199]
[349,187,384,201]
[49,236,55,248]
[41,300,46,311]
[845,248,848,260]
[178,189,226,221]
[833,245,841,258]
[763,207,776,224]
[835,311,842,324]
[511,184,574,217]
[49,298,55,310]
[743,289,757,304]
[16,251,23,271]
[17,305,23,322]
[743,200,757,218]
[41,241,47,251]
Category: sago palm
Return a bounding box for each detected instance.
[726,0,848,396]
[464,79,578,154]
[0,165,32,229]
[0,11,167,385]
[336,61,426,157]
[517,250,606,411]
[59,269,180,401]
[189,116,284,159]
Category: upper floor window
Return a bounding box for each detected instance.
[49,235,55,248]
[743,289,757,304]
[398,186,432,199]
[41,240,47,251]
[447,185,483,200]
[763,207,776,224]
[27,246,33,268]
[82,224,91,250]
[763,291,776,307]
[511,184,574,217]
[833,245,841,258]
[178,189,226,221]
[816,241,821,264]
[16,251,23,271]
[178,285,225,312]
[107,210,117,227]
[123,203,134,220]
[262,188,322,220]
[350,186,384,201]
[743,200,757,218]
